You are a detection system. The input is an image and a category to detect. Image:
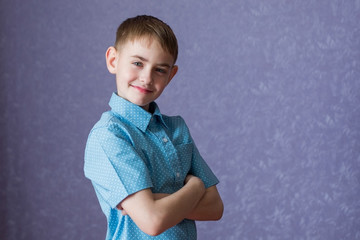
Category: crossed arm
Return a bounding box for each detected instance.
[118,175,224,236]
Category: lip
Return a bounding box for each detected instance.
[131,85,153,94]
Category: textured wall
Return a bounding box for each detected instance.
[1,0,359,239]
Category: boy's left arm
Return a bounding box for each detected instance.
[152,185,223,221]
[185,185,223,221]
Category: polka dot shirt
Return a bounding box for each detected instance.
[84,93,219,240]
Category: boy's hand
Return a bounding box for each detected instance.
[118,205,128,216]
[184,174,205,193]
[184,175,223,221]
[184,174,193,184]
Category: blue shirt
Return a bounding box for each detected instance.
[84,93,219,240]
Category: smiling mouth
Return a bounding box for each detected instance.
[132,85,152,94]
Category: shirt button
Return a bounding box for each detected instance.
[176,172,180,178]
[162,137,168,143]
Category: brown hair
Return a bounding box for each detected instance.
[115,15,178,63]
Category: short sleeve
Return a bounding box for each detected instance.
[175,117,219,188]
[189,141,219,188]
[84,124,153,209]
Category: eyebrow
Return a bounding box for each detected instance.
[131,55,172,68]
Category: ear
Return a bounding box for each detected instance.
[105,46,118,74]
[166,65,178,85]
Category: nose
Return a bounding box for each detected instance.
[139,69,153,85]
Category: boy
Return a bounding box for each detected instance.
[84,15,223,239]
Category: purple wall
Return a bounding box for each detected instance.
[1,0,359,239]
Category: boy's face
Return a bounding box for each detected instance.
[106,37,178,112]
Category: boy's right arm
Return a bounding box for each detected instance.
[119,175,205,236]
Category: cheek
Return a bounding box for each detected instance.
[154,81,169,92]
[119,69,138,83]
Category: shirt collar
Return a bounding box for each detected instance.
[108,92,168,132]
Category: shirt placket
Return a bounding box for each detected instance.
[150,117,183,185]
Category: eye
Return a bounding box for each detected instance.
[133,62,143,67]
[156,68,167,74]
